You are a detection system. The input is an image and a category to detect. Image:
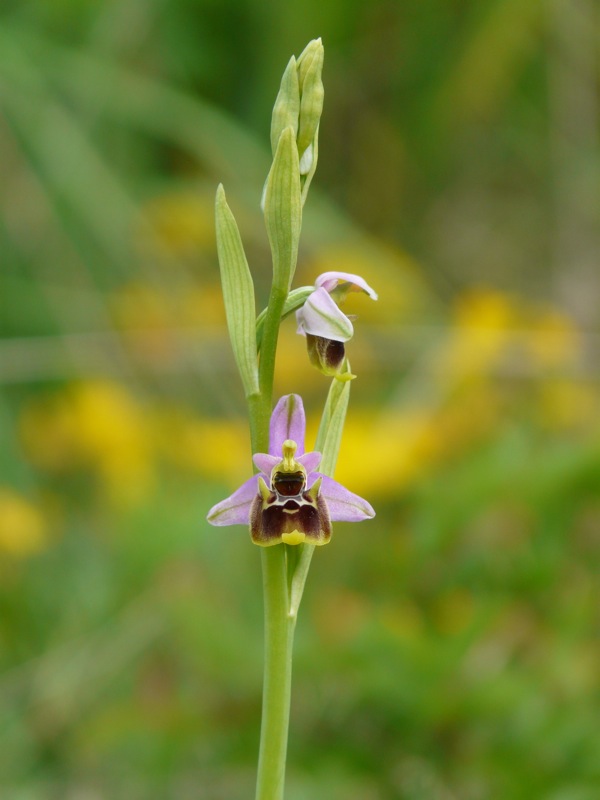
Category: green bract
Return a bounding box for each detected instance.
[315,366,352,475]
[214,184,259,397]
[263,126,302,293]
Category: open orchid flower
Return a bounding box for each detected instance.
[207,394,374,546]
[296,271,377,376]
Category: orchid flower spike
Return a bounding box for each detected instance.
[207,394,374,546]
[296,271,377,377]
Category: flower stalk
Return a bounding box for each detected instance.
[255,546,295,800]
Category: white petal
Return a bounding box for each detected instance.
[299,288,354,341]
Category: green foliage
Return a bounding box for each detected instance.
[262,127,302,294]
[214,185,259,397]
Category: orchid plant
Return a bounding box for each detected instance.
[207,39,376,800]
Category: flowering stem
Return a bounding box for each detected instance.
[255,547,296,800]
[211,40,367,800]
[248,392,270,458]
[250,285,295,800]
[258,285,288,404]
[249,39,324,798]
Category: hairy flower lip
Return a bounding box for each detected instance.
[207,394,375,543]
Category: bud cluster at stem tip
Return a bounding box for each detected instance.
[270,38,324,204]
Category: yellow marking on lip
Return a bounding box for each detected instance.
[258,476,271,502]
[281,530,305,545]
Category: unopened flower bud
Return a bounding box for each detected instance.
[296,39,324,160]
[270,56,300,158]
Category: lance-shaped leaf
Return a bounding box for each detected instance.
[215,184,259,396]
[263,126,302,292]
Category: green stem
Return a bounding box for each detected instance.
[255,546,296,800]
[248,391,270,457]
[258,285,288,402]
[249,283,296,800]
[255,286,313,352]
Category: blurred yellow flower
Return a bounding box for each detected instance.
[139,191,216,257]
[0,488,46,556]
[438,289,582,385]
[273,326,320,396]
[525,308,581,370]
[157,409,249,486]
[111,283,173,331]
[436,288,517,381]
[433,380,502,455]
[328,379,504,501]
[21,380,154,507]
[112,281,226,332]
[111,281,227,373]
[334,409,442,497]
[70,381,154,505]
[179,284,227,328]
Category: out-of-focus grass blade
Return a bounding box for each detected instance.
[0,39,154,280]
[429,0,542,130]
[0,24,430,309]
[0,24,271,190]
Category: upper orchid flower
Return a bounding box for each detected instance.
[296,271,378,376]
[207,394,374,546]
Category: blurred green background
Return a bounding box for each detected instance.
[1,1,599,798]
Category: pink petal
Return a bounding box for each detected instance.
[269,394,306,455]
[207,475,258,526]
[297,451,322,473]
[253,454,279,474]
[316,474,375,522]
[315,271,378,300]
